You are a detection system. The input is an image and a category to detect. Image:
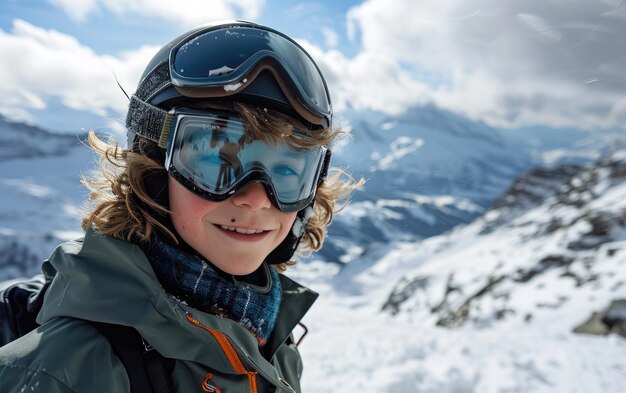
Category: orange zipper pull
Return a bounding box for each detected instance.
[201,372,222,393]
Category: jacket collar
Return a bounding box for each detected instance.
[265,274,318,358]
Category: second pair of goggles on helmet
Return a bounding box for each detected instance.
[164,109,330,213]
[126,20,332,147]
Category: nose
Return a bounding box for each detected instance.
[230,182,272,210]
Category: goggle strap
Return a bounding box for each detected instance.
[126,95,173,148]
[136,59,171,101]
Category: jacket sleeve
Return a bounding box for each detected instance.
[0,318,131,393]
[0,364,76,393]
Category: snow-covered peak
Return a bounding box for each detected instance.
[382,149,626,334]
[0,115,86,162]
[321,106,542,263]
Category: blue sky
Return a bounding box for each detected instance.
[0,1,361,56]
[1,0,626,134]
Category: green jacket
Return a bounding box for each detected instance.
[0,228,318,392]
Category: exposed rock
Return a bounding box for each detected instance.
[512,255,574,283]
[492,164,582,211]
[567,211,626,251]
[574,299,626,338]
[573,311,611,336]
[382,275,430,315]
[435,275,506,328]
[603,299,626,337]
[0,240,42,278]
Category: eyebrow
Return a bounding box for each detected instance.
[280,149,301,159]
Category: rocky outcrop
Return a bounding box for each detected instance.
[493,164,582,211]
[383,149,626,333]
[574,299,626,338]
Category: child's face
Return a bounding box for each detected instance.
[168,176,297,275]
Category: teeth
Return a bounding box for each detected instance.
[220,225,264,234]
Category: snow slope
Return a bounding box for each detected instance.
[288,149,626,392]
[0,116,91,278]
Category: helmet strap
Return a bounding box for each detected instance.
[265,202,315,264]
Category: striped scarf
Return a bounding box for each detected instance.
[141,236,281,345]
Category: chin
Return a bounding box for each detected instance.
[228,267,261,276]
[217,260,264,276]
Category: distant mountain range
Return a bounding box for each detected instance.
[0,116,90,278]
[320,105,614,262]
[0,117,85,162]
[0,106,619,279]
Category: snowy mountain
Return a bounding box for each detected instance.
[381,149,626,330]
[0,116,83,162]
[0,116,91,279]
[288,148,626,392]
[0,105,613,278]
[321,105,608,263]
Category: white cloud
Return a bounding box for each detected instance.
[300,41,429,116]
[7,0,626,132]
[46,0,265,28]
[0,20,158,122]
[328,0,626,129]
[283,3,322,20]
[47,0,98,22]
[321,27,339,48]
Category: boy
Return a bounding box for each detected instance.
[0,20,360,393]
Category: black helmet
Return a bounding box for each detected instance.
[126,20,333,148]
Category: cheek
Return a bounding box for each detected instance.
[169,177,216,235]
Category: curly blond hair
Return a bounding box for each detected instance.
[81,102,362,271]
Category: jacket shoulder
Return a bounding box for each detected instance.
[0,317,129,393]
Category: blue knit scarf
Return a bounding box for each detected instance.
[141,236,281,345]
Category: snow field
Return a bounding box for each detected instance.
[293,261,626,392]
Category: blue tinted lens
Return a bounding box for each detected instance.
[166,111,326,211]
[169,26,331,119]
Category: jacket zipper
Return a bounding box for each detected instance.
[186,313,259,393]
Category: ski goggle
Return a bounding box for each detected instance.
[164,24,332,128]
[164,109,330,213]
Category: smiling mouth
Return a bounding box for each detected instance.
[219,225,266,234]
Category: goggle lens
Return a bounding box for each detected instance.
[166,111,328,212]
[169,26,331,121]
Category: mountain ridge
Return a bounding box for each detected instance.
[0,115,88,162]
[380,149,626,333]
